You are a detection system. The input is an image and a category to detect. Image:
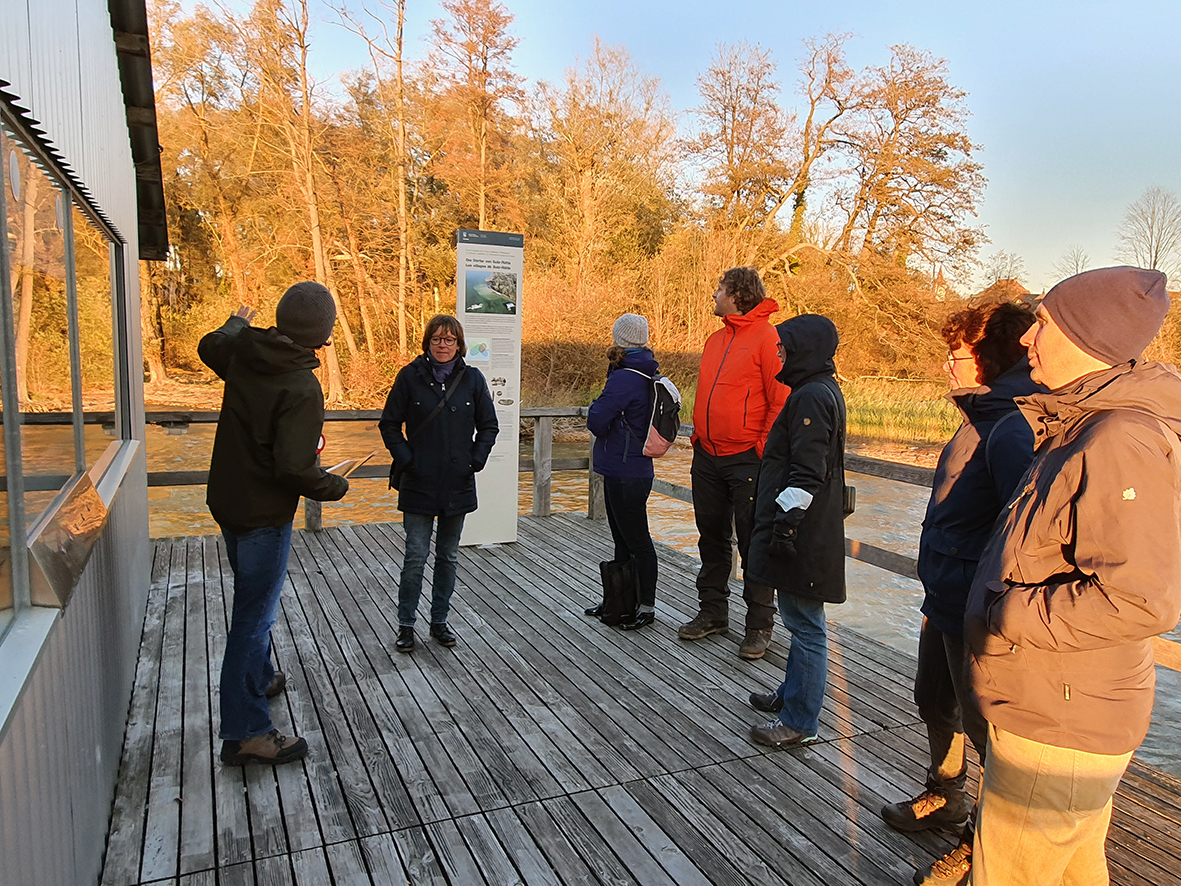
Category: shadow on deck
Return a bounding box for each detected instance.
[101,515,1181,885]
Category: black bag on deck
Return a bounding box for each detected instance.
[597,558,639,626]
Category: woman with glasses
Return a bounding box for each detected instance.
[879,300,1044,886]
[379,314,499,652]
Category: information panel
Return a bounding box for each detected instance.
[456,229,523,545]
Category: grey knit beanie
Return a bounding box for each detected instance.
[1041,266,1170,365]
[275,281,336,349]
[612,313,649,348]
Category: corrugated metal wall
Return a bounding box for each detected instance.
[0,463,149,886]
[0,0,152,883]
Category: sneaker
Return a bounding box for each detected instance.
[677,612,729,640]
[738,629,773,659]
[913,839,972,886]
[749,720,818,749]
[395,626,415,652]
[430,623,457,647]
[264,671,286,699]
[882,789,970,833]
[749,690,784,714]
[619,611,655,630]
[220,729,308,766]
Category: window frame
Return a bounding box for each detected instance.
[0,104,129,641]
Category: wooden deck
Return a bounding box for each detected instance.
[101,515,1181,886]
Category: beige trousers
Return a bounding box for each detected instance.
[972,724,1132,886]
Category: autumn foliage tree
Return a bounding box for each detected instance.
[145,0,1012,402]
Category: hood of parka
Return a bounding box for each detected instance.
[239,326,322,375]
[775,314,839,389]
[950,356,1047,425]
[1017,359,1181,448]
[722,297,780,331]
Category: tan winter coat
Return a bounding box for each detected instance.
[965,361,1181,754]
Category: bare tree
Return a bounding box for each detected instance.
[832,44,985,272]
[1050,244,1090,281]
[983,250,1025,284]
[1117,186,1181,280]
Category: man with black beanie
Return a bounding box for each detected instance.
[199,281,349,766]
[963,266,1181,885]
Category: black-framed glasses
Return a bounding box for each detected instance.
[430,336,458,346]
[945,352,974,363]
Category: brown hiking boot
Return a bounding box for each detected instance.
[738,629,773,659]
[913,838,972,886]
[882,789,971,833]
[677,612,729,640]
[221,729,308,766]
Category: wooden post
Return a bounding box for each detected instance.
[532,415,553,517]
[305,454,323,530]
[587,433,606,520]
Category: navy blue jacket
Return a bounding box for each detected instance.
[918,357,1045,637]
[378,355,499,517]
[586,349,657,480]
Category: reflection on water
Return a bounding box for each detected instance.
[145,422,1181,775]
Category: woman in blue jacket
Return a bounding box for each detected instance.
[585,313,658,628]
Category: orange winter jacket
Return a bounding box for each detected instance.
[691,299,788,458]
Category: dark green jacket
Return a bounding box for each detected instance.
[199,316,347,530]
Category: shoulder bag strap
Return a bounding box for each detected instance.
[407,366,467,442]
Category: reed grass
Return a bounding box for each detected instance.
[843,377,959,444]
[522,376,960,446]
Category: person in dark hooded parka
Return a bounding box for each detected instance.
[745,314,846,748]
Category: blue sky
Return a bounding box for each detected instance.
[287,0,1181,291]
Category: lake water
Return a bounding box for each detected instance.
[144,420,1181,776]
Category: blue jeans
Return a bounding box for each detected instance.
[774,593,828,738]
[602,475,657,608]
[399,513,466,627]
[218,522,293,741]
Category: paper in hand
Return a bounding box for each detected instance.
[326,450,376,477]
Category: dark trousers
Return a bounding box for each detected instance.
[690,444,775,630]
[602,475,657,608]
[915,617,989,808]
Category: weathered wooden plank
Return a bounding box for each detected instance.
[206,538,254,868]
[510,801,598,886]
[365,522,657,786]
[101,541,172,886]
[290,531,424,829]
[423,819,491,886]
[290,847,331,886]
[373,829,451,886]
[273,548,365,845]
[323,839,371,885]
[179,537,215,875]
[140,540,190,881]
[254,853,295,886]
[593,785,712,886]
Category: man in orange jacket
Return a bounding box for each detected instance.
[679,267,788,659]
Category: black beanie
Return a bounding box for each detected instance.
[275,281,336,349]
[1041,266,1170,365]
